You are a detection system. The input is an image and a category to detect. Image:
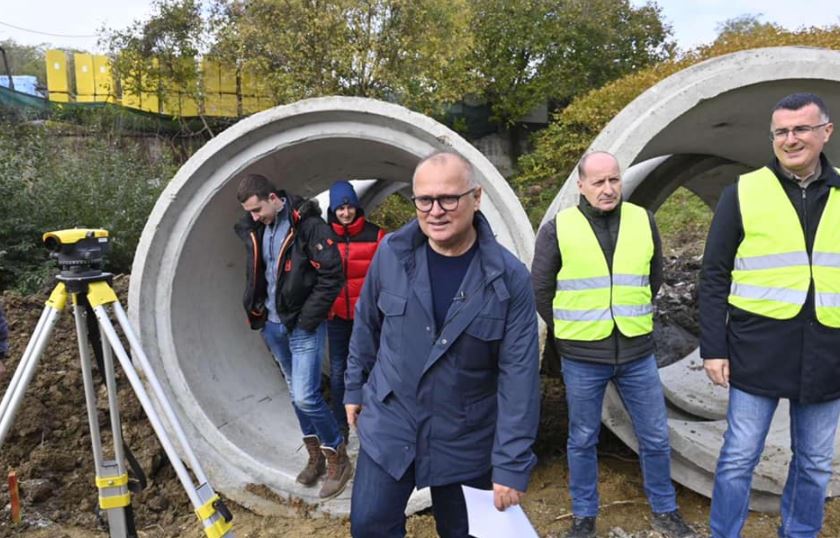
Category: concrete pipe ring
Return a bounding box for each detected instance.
[544,46,840,511]
[129,96,535,515]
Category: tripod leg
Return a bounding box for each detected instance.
[0,284,68,447]
[111,302,207,483]
[100,318,137,537]
[73,298,130,538]
[102,332,128,480]
[85,283,233,537]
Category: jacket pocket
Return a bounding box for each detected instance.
[362,371,393,406]
[376,290,407,360]
[459,316,504,369]
[377,290,407,316]
[464,316,505,340]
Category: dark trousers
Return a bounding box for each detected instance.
[350,447,492,538]
[326,317,353,433]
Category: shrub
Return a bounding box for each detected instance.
[0,120,177,292]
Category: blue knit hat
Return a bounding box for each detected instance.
[329,180,360,212]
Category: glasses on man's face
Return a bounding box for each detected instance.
[411,188,476,212]
[769,122,829,141]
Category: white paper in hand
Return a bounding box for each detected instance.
[462,485,539,538]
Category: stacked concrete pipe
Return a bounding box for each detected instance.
[128,96,534,515]
[542,46,840,511]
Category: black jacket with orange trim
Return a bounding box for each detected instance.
[234,192,344,332]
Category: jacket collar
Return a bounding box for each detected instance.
[578,195,622,219]
[389,211,505,283]
[769,153,840,189]
[331,215,367,237]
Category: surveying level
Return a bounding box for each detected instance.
[0,229,234,538]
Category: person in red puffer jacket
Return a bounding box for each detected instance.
[327,180,386,440]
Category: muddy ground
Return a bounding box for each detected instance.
[1,263,839,537]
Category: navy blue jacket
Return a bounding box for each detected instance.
[345,212,540,491]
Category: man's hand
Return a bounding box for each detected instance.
[492,483,524,511]
[346,404,362,428]
[704,358,730,388]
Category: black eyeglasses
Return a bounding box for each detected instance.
[770,122,829,141]
[411,188,476,212]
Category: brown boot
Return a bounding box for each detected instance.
[297,436,326,486]
[318,442,353,499]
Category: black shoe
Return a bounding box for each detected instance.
[651,510,697,538]
[564,516,596,538]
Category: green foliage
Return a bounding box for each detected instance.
[0,40,47,82]
[368,192,416,231]
[102,0,208,121]
[103,0,674,123]
[470,0,674,125]
[715,13,781,41]
[0,120,176,293]
[654,188,712,254]
[514,25,840,226]
[213,0,476,114]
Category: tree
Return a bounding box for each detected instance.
[514,25,840,225]
[715,14,781,43]
[469,0,674,125]
[102,0,209,124]
[213,0,476,114]
[0,40,47,81]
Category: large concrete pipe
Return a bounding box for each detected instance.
[543,47,840,511]
[128,97,535,515]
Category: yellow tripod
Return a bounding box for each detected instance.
[0,229,234,538]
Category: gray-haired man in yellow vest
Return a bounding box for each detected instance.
[532,152,696,538]
[700,92,840,538]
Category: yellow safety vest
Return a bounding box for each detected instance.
[729,167,840,327]
[553,202,654,341]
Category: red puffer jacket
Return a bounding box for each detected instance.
[329,215,385,320]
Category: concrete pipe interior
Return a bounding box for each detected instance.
[129,97,534,515]
[545,47,840,511]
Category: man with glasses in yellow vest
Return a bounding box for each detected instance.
[700,92,840,538]
[532,151,695,538]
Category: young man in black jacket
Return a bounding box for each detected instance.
[701,92,840,537]
[234,173,350,499]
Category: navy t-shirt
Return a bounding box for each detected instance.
[426,240,478,330]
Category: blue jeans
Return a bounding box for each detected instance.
[561,354,677,517]
[327,317,353,433]
[350,447,492,538]
[261,321,342,449]
[710,387,840,538]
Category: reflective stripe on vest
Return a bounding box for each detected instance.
[728,167,840,327]
[553,202,654,341]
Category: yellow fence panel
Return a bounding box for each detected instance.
[46,49,70,103]
[121,71,142,110]
[40,51,278,117]
[159,58,199,117]
[74,53,96,103]
[92,55,116,103]
[141,59,160,113]
[241,68,273,115]
[203,60,237,117]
